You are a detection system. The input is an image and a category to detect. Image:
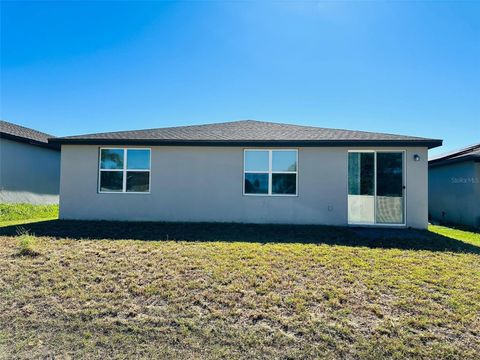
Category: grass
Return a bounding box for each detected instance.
[0,203,58,225]
[16,230,40,257]
[0,217,59,228]
[0,210,479,358]
[429,224,480,245]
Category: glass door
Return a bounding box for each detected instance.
[376,152,404,224]
[348,151,405,225]
[348,152,375,224]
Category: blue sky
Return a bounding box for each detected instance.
[1,1,479,155]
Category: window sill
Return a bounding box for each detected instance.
[98,191,151,195]
[243,193,298,197]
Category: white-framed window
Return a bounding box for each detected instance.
[243,149,298,196]
[98,148,151,193]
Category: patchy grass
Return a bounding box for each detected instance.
[0,221,479,359]
[0,203,58,225]
[16,230,40,257]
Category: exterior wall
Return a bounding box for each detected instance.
[0,138,60,204]
[429,160,480,228]
[59,145,429,228]
[477,162,480,225]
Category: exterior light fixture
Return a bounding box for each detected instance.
[413,154,420,161]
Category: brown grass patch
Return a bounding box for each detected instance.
[0,223,479,359]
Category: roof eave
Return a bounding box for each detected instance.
[1,133,60,150]
[49,138,443,149]
[429,154,480,167]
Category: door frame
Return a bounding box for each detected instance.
[347,149,407,227]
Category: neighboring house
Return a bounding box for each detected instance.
[429,144,480,228]
[0,120,61,204]
[50,120,442,228]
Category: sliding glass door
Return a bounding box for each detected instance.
[348,152,375,224]
[376,152,404,224]
[348,151,405,225]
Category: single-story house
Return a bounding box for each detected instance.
[429,144,480,228]
[0,120,61,204]
[50,120,442,228]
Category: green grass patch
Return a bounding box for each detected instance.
[0,217,58,228]
[0,203,58,223]
[0,221,479,359]
[429,225,480,246]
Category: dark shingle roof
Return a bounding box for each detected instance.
[50,120,442,148]
[1,120,59,149]
[429,143,480,167]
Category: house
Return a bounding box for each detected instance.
[0,120,61,204]
[50,120,442,228]
[428,144,480,228]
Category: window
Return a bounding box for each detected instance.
[99,148,151,193]
[244,149,298,196]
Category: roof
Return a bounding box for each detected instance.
[429,143,480,167]
[50,120,442,148]
[0,120,59,150]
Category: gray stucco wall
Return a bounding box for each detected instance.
[429,161,480,228]
[0,138,60,204]
[59,145,429,228]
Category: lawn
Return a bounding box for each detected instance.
[0,211,479,359]
[0,203,58,226]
